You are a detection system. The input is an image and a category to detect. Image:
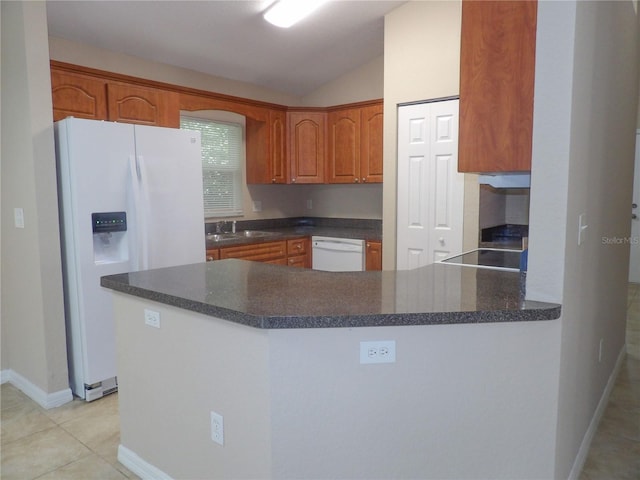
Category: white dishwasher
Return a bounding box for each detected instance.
[312,236,365,272]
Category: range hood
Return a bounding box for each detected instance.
[478,173,531,188]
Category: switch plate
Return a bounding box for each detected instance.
[252,200,262,212]
[14,208,24,228]
[578,213,588,245]
[306,199,313,209]
[360,341,396,364]
[144,309,160,328]
[210,411,224,445]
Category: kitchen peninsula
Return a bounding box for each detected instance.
[102,260,561,479]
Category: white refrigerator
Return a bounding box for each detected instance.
[55,117,205,401]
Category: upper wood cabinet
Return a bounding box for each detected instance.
[106,83,180,128]
[268,109,288,184]
[327,108,361,183]
[51,63,179,128]
[360,103,383,183]
[458,0,537,173]
[51,70,107,122]
[246,109,288,184]
[50,63,383,184]
[287,111,326,184]
[326,102,383,184]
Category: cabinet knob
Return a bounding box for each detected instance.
[206,256,214,262]
[296,244,302,250]
[439,237,445,245]
[354,177,359,183]
[362,177,367,183]
[272,178,276,183]
[292,178,296,183]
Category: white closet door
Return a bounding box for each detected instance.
[396,99,464,270]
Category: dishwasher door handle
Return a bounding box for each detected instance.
[313,241,363,253]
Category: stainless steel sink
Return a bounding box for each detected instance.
[206,230,281,242]
[239,230,281,238]
[206,233,239,242]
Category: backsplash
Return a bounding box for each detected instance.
[479,185,530,229]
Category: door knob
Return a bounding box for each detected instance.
[633,203,638,209]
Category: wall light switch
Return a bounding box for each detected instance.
[14,208,25,228]
[578,213,588,246]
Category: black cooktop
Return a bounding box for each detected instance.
[441,248,522,271]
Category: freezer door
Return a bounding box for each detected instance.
[56,118,135,396]
[132,125,205,270]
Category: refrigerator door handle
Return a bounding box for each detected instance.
[136,155,150,270]
[129,155,150,271]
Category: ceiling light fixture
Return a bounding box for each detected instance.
[263,0,328,28]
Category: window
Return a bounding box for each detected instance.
[180,115,244,218]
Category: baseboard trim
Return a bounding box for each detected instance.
[118,444,173,480]
[1,369,73,409]
[568,346,626,479]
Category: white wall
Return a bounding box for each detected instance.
[382,1,478,268]
[527,1,639,478]
[113,291,560,480]
[301,55,384,107]
[1,1,69,393]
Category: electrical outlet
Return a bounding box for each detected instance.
[252,200,262,212]
[144,309,160,328]
[306,199,313,209]
[210,411,224,445]
[360,341,396,364]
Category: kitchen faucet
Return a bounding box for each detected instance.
[215,220,228,233]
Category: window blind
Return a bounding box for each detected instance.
[180,116,244,217]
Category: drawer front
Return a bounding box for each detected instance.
[287,237,309,256]
[220,241,287,262]
[287,254,309,268]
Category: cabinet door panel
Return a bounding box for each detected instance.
[107,83,179,127]
[458,0,537,172]
[360,104,383,183]
[365,241,382,271]
[288,112,325,184]
[270,110,288,183]
[327,109,360,183]
[51,70,107,121]
[219,241,286,262]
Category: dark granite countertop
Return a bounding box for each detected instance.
[205,217,382,249]
[101,259,560,329]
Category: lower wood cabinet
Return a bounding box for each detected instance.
[365,240,382,271]
[219,241,286,263]
[286,237,311,268]
[207,237,311,268]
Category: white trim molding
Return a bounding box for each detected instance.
[568,346,627,479]
[1,369,73,409]
[118,444,173,480]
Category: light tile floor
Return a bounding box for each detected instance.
[0,387,138,479]
[2,285,639,480]
[579,283,640,480]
